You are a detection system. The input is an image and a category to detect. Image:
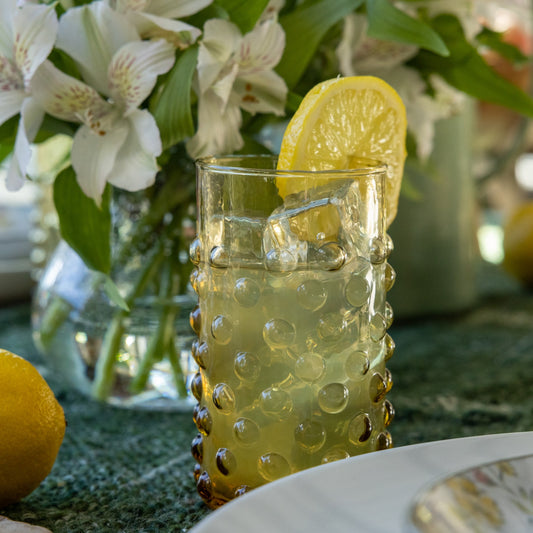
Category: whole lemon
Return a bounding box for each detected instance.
[0,349,66,508]
[503,202,533,287]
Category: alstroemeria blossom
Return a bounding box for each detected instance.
[378,66,465,159]
[336,12,465,159]
[337,13,418,75]
[31,3,175,204]
[0,0,58,190]
[187,17,287,158]
[105,0,211,48]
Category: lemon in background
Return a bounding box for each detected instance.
[0,349,66,508]
[503,201,533,287]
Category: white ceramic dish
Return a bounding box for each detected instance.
[190,432,533,533]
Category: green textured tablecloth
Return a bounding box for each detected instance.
[1,263,533,532]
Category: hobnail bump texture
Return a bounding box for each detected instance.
[189,234,396,508]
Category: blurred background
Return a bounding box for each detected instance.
[2,0,533,308]
[0,135,67,304]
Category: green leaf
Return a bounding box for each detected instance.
[0,115,18,145]
[224,156,283,216]
[278,0,364,89]
[366,0,449,56]
[286,91,303,113]
[53,166,112,274]
[0,144,13,164]
[48,48,83,80]
[410,15,533,117]
[151,46,198,150]
[237,133,273,155]
[184,3,229,29]
[476,27,529,65]
[214,0,269,34]
[103,276,130,311]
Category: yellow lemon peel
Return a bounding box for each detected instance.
[0,349,65,507]
[277,76,407,228]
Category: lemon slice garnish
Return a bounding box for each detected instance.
[277,76,407,227]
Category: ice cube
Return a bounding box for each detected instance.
[264,179,363,268]
[206,214,265,267]
[263,210,308,271]
[326,179,362,250]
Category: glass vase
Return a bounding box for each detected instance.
[32,159,198,410]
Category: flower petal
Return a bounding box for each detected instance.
[235,70,287,115]
[111,0,149,12]
[0,0,17,59]
[378,66,464,160]
[336,13,364,77]
[71,123,129,204]
[5,157,26,191]
[13,2,58,84]
[127,108,162,155]
[211,63,239,109]
[146,0,212,18]
[197,19,241,94]
[106,111,160,191]
[20,93,43,142]
[0,89,25,124]
[0,56,24,92]
[31,60,111,124]
[57,2,139,96]
[337,13,417,74]
[108,39,175,113]
[6,96,44,190]
[186,90,243,158]
[127,11,202,46]
[238,19,285,74]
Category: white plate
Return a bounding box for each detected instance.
[190,432,533,533]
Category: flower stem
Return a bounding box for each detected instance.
[114,170,195,266]
[129,244,190,396]
[91,311,127,401]
[90,243,167,401]
[36,295,72,351]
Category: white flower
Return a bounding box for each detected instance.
[336,11,466,159]
[378,66,465,159]
[187,17,287,158]
[31,2,175,204]
[105,0,212,47]
[0,0,58,190]
[337,13,418,75]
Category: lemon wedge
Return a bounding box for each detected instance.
[277,76,407,227]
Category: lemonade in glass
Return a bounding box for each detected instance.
[189,76,407,508]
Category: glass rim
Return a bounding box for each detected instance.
[195,153,387,177]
